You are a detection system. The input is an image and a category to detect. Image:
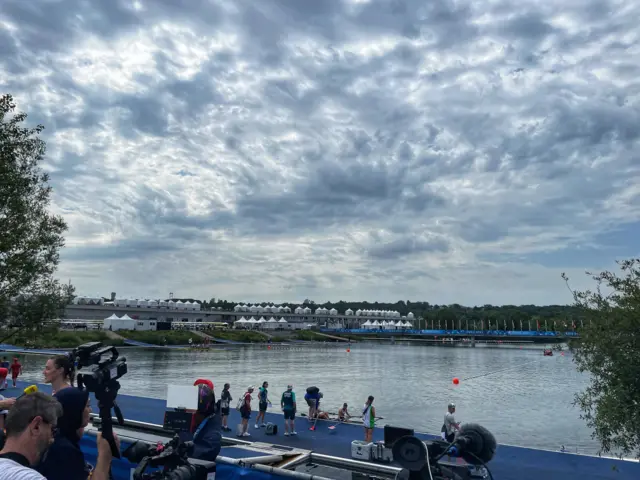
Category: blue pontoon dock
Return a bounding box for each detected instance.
[4,381,639,480]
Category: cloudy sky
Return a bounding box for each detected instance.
[2,0,639,306]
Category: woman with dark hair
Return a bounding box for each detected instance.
[43,355,74,395]
[362,395,375,442]
[36,388,117,480]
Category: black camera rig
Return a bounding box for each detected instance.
[123,434,216,480]
[70,342,128,458]
[392,424,497,480]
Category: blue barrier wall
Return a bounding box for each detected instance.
[320,328,579,337]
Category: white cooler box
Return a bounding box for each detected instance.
[371,441,393,463]
[351,440,372,461]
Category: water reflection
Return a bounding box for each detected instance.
[18,343,597,454]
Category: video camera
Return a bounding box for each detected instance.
[123,434,216,480]
[392,424,497,480]
[70,342,128,458]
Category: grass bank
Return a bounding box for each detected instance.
[290,330,347,341]
[118,330,195,345]
[8,330,125,349]
[203,330,266,343]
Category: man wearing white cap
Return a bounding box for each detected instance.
[280,385,297,436]
[442,402,460,442]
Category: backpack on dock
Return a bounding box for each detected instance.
[265,423,278,435]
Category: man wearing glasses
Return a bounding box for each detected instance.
[0,392,61,480]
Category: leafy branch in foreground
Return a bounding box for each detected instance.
[0,94,68,341]
[562,260,640,458]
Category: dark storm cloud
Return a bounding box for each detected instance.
[367,235,450,260]
[2,0,640,303]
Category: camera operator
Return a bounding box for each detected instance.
[36,388,120,480]
[190,380,222,462]
[0,392,62,480]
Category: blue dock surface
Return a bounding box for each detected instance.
[5,381,639,479]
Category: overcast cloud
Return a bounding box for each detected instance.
[2,0,639,306]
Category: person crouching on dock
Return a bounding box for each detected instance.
[338,403,351,422]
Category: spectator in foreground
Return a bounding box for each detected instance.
[43,355,75,395]
[36,388,119,480]
[0,395,16,430]
[0,392,62,480]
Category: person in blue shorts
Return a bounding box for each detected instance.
[255,381,271,429]
[281,385,297,436]
[238,386,254,437]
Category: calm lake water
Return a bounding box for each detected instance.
[17,343,598,454]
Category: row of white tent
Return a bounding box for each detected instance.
[234,305,292,313]
[233,304,414,319]
[102,314,157,332]
[112,299,201,311]
[235,316,288,326]
[361,320,413,329]
[73,296,105,305]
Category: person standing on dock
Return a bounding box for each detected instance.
[443,402,460,443]
[255,381,271,429]
[219,384,232,432]
[0,357,9,389]
[363,396,375,442]
[238,386,254,437]
[9,358,21,388]
[281,385,297,436]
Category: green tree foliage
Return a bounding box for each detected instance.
[563,261,640,458]
[0,94,68,342]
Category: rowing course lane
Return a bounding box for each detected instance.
[9,381,639,480]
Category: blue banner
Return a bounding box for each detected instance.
[321,328,578,337]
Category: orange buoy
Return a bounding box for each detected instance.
[346,348,350,353]
[453,377,460,385]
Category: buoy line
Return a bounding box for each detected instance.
[458,358,547,383]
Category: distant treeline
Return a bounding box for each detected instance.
[194,299,585,332]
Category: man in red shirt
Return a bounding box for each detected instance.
[9,358,22,388]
